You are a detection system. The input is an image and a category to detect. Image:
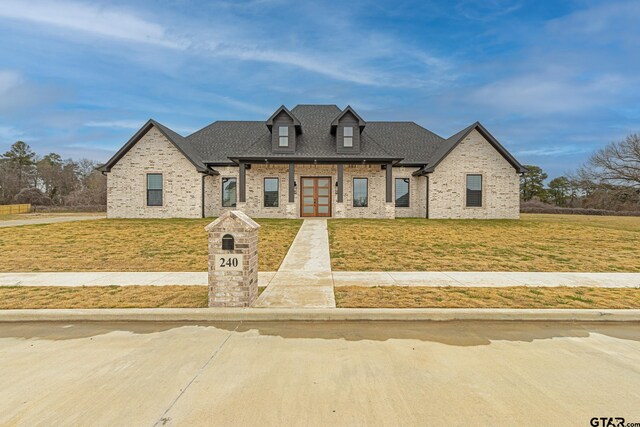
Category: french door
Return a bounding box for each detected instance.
[300,177,332,217]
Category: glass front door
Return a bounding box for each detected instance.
[300,177,332,217]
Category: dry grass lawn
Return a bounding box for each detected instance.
[0,286,208,309]
[0,218,301,272]
[335,286,640,309]
[0,285,265,309]
[329,214,640,272]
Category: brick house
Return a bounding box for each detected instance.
[98,104,526,219]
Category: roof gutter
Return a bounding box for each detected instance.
[228,157,404,165]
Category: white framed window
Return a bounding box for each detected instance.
[344,126,353,147]
[279,126,289,147]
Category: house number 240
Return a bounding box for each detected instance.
[219,257,239,268]
[214,254,244,271]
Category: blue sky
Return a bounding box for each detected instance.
[0,0,638,178]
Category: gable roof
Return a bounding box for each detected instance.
[331,105,366,128]
[265,105,301,131]
[99,106,525,173]
[98,119,215,174]
[417,121,527,174]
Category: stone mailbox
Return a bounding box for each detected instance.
[204,210,260,307]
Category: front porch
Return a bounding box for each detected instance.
[234,161,400,219]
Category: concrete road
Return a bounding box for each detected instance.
[0,321,638,426]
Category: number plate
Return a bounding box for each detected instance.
[214,254,244,271]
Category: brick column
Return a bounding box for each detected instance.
[204,210,260,307]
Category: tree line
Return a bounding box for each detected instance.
[0,141,106,207]
[520,133,640,212]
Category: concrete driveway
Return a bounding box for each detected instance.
[0,321,638,426]
[0,214,105,227]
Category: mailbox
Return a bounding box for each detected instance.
[204,210,260,307]
[222,234,235,250]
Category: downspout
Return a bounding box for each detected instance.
[201,174,206,218]
[425,175,429,219]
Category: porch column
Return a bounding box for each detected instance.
[239,161,246,203]
[337,164,344,203]
[385,162,393,203]
[288,163,295,203]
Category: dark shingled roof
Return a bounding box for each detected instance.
[185,121,267,164]
[232,105,398,161]
[100,105,525,174]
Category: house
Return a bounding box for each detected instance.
[98,104,526,219]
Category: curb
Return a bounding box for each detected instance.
[0,308,639,322]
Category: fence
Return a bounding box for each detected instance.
[0,204,31,215]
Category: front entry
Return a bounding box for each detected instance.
[300,177,332,217]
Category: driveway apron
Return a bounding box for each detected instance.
[254,219,335,308]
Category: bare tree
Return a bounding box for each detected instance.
[588,133,640,187]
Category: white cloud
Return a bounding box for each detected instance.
[0,70,22,94]
[0,0,186,48]
[470,73,627,115]
[84,120,144,129]
[517,146,593,156]
[0,0,453,88]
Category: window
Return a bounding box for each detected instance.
[395,178,410,207]
[222,177,237,207]
[264,177,279,207]
[146,173,162,206]
[344,126,353,147]
[279,126,289,147]
[466,174,482,207]
[353,178,368,207]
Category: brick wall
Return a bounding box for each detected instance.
[106,126,203,218]
[428,129,520,219]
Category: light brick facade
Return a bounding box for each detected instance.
[107,126,203,218]
[428,129,520,219]
[106,125,520,220]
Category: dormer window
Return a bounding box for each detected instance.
[279,126,289,147]
[344,126,353,147]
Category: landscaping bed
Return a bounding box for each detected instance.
[0,218,302,272]
[328,214,640,272]
[335,286,640,309]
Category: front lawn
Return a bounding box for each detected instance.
[0,218,302,272]
[335,286,640,309]
[328,214,640,272]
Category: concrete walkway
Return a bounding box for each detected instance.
[254,219,336,308]
[1,271,639,288]
[0,214,105,228]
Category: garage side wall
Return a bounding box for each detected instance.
[428,129,520,219]
[107,127,203,218]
